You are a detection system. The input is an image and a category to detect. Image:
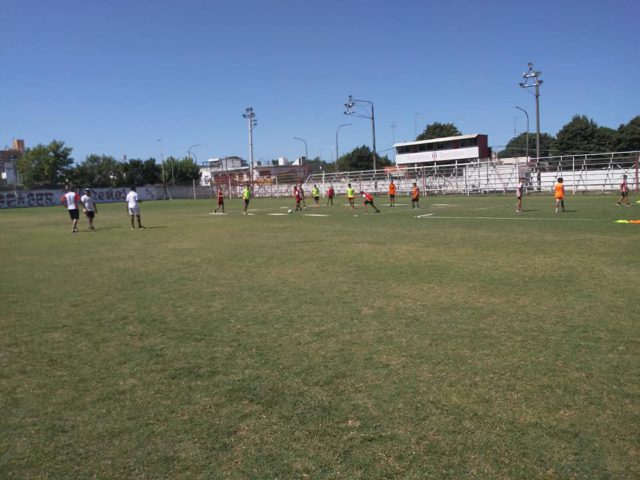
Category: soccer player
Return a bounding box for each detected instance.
[214,187,225,213]
[126,186,145,229]
[80,188,98,230]
[61,185,81,233]
[554,177,565,213]
[242,184,251,214]
[411,182,420,209]
[388,180,396,207]
[326,185,335,206]
[298,184,306,208]
[294,185,302,211]
[311,184,320,206]
[361,191,380,213]
[617,174,631,206]
[346,183,355,211]
[516,177,525,213]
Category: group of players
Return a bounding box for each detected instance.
[60,185,144,232]
[61,175,633,232]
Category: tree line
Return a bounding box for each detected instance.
[14,141,201,189]
[10,114,638,186]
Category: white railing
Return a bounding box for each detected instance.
[304,151,640,196]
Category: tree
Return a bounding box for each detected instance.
[172,157,201,184]
[336,145,392,172]
[555,115,605,155]
[416,122,462,141]
[123,158,162,186]
[616,116,640,151]
[498,133,556,159]
[301,156,334,174]
[72,154,124,187]
[16,140,74,188]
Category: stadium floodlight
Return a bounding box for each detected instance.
[292,137,308,167]
[242,107,257,183]
[343,95,378,173]
[519,62,543,189]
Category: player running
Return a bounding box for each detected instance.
[361,191,381,213]
[311,184,320,206]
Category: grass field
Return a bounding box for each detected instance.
[1,194,639,479]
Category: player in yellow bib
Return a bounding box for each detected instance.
[346,183,355,211]
[242,184,251,215]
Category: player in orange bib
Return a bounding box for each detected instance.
[554,177,565,213]
[388,180,396,207]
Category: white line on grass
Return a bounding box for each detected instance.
[418,215,603,222]
[303,214,330,217]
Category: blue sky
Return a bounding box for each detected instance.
[1,0,638,164]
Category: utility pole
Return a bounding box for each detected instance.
[344,95,377,173]
[335,123,352,173]
[242,107,257,185]
[519,62,543,189]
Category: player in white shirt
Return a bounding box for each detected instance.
[80,188,98,230]
[126,186,145,229]
[60,186,81,233]
[516,177,525,213]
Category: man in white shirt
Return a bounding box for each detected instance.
[80,188,98,230]
[126,186,145,229]
[60,186,81,233]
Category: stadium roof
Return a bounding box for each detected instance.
[393,134,484,148]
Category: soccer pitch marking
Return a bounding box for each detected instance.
[416,215,606,222]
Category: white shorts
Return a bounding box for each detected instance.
[128,206,140,215]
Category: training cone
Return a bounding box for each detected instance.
[614,219,630,224]
[630,220,640,224]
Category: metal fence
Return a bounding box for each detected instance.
[303,151,640,196]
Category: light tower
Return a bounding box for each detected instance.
[242,107,257,184]
[519,63,543,189]
[344,95,377,173]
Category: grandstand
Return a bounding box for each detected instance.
[304,151,640,196]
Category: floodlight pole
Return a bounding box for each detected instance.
[293,137,308,167]
[519,62,543,189]
[243,107,257,184]
[344,95,377,173]
[157,138,169,199]
[335,123,352,173]
[515,106,529,160]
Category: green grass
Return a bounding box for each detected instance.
[1,194,638,479]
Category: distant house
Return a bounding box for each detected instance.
[1,139,25,184]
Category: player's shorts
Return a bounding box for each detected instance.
[517,195,522,200]
[364,200,373,205]
[217,199,224,205]
[621,191,628,197]
[389,194,395,199]
[128,206,140,215]
[555,196,564,200]
[85,211,95,219]
[68,209,80,220]
[313,196,319,202]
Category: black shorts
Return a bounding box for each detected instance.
[68,209,80,220]
[364,200,373,205]
[85,211,95,219]
[621,191,628,197]
[389,194,395,199]
[313,196,319,202]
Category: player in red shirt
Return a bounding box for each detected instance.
[326,185,335,206]
[360,191,380,213]
[617,174,631,206]
[214,187,225,213]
